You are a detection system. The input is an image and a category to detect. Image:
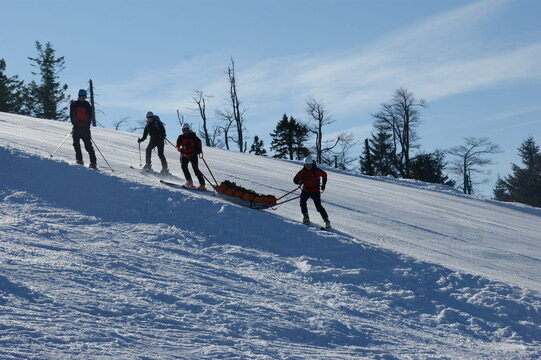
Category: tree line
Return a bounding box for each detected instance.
[1,43,539,207]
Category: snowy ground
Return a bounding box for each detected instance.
[1,112,540,359]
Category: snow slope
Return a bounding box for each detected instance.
[1,112,540,359]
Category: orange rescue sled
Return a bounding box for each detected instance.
[215,180,277,209]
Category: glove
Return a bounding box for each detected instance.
[321,184,326,191]
[137,138,143,143]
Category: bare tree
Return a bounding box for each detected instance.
[327,132,357,170]
[372,88,425,178]
[215,109,235,150]
[192,90,212,147]
[448,137,502,194]
[130,118,146,133]
[112,116,129,130]
[226,58,246,152]
[306,97,334,163]
[89,79,96,127]
[174,109,183,127]
[207,123,224,148]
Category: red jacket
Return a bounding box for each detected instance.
[176,131,202,158]
[294,166,327,193]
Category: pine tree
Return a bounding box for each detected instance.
[270,114,309,160]
[493,176,511,202]
[27,41,69,121]
[0,59,26,114]
[270,114,291,159]
[494,137,541,207]
[410,151,455,186]
[369,130,398,177]
[359,138,374,176]
[293,119,310,160]
[249,136,267,156]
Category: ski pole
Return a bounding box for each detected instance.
[50,130,72,158]
[138,142,142,167]
[91,138,115,173]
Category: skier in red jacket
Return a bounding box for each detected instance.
[176,123,206,189]
[70,89,97,169]
[293,156,331,228]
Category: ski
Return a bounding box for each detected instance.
[130,166,175,177]
[159,179,214,193]
[159,179,184,188]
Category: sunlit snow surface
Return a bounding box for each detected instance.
[1,113,540,359]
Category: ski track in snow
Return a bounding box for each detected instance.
[1,113,540,359]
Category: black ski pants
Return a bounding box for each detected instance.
[146,139,168,170]
[181,155,205,185]
[300,191,329,221]
[72,127,96,165]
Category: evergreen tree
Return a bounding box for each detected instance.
[249,136,267,156]
[359,138,374,176]
[410,151,455,186]
[0,59,25,114]
[293,121,310,160]
[493,176,511,202]
[494,137,541,207]
[27,41,69,121]
[270,114,291,159]
[369,130,398,177]
[270,114,309,160]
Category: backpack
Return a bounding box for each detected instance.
[153,116,166,138]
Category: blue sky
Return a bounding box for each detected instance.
[2,0,540,196]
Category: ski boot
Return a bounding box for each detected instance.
[160,168,171,175]
[183,181,194,188]
[197,184,207,190]
[324,219,331,229]
[142,164,152,172]
[76,160,84,166]
[302,215,310,225]
[89,163,97,170]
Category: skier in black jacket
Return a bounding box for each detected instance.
[138,111,169,174]
[70,89,97,169]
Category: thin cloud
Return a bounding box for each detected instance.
[100,0,539,128]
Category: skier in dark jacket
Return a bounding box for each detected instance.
[138,111,169,174]
[293,156,330,228]
[176,123,205,189]
[70,89,97,169]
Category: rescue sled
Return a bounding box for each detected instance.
[215,180,277,209]
[195,154,300,210]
